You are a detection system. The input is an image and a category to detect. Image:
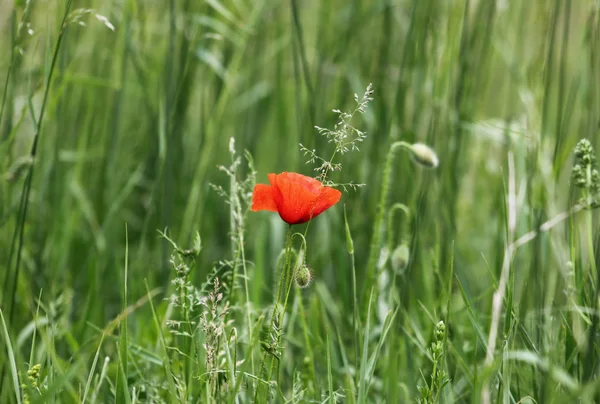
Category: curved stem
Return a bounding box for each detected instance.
[386,203,411,250]
[363,141,411,302]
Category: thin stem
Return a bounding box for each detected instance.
[255,225,294,402]
[586,164,598,286]
[0,51,14,139]
[279,226,295,305]
[182,271,192,398]
[364,141,411,302]
[428,358,438,403]
[271,226,296,392]
[5,0,73,329]
[387,203,411,249]
[314,88,370,185]
[279,251,298,327]
[482,200,587,400]
[296,287,317,384]
[228,156,254,373]
[344,205,360,388]
[239,231,254,373]
[320,149,338,183]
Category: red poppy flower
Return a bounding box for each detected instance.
[251,172,342,225]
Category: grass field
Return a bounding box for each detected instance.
[1,0,600,403]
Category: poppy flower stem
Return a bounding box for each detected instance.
[257,224,296,400]
[274,225,300,390]
[277,225,295,306]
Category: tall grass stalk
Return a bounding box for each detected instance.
[0,310,20,404]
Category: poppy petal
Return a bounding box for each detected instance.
[312,187,342,217]
[281,172,322,194]
[267,173,284,209]
[251,184,277,212]
[269,173,319,224]
[255,172,342,225]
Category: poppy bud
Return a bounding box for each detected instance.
[407,143,439,169]
[391,244,410,273]
[294,265,313,289]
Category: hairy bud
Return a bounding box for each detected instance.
[408,143,439,168]
[295,265,313,289]
[391,244,410,273]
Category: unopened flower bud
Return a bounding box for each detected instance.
[592,169,600,193]
[407,143,439,168]
[391,244,410,273]
[435,320,446,341]
[572,138,600,195]
[27,364,41,379]
[574,139,594,161]
[295,265,313,289]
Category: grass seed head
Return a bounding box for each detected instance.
[572,138,600,206]
[435,320,446,342]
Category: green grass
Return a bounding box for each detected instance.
[1,0,600,402]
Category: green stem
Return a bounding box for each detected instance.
[387,203,411,249]
[229,159,238,288]
[320,149,338,182]
[280,251,298,322]
[344,205,361,387]
[317,93,364,184]
[279,226,295,304]
[586,164,597,287]
[272,226,296,393]
[182,273,193,398]
[239,231,254,374]
[586,211,597,283]
[364,141,411,303]
[6,0,73,322]
[428,358,438,403]
[255,225,294,402]
[0,3,73,395]
[296,287,317,385]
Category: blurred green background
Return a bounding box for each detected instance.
[1,0,599,402]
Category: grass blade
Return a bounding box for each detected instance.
[82,333,106,403]
[0,309,21,404]
[357,288,374,404]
